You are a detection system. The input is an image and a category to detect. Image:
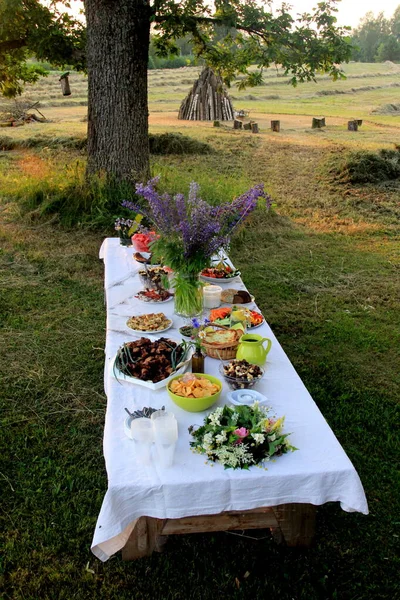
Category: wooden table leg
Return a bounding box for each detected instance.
[121,517,166,560]
[272,503,316,547]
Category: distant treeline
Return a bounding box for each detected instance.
[350,5,400,62]
[147,36,195,69]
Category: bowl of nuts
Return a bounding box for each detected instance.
[219,359,264,390]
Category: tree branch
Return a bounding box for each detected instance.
[0,39,27,52]
[152,14,274,44]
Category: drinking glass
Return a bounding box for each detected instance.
[151,411,178,468]
[130,417,154,465]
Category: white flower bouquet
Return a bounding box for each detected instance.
[189,403,296,470]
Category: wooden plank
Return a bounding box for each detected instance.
[121,503,316,560]
[161,507,278,535]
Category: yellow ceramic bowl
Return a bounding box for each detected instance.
[167,373,222,412]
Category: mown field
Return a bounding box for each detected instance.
[0,64,399,600]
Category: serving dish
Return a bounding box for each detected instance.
[227,389,268,406]
[219,360,264,390]
[133,251,152,264]
[200,272,241,283]
[138,266,171,291]
[113,337,192,390]
[209,307,264,329]
[135,289,173,303]
[126,313,173,335]
[167,373,222,412]
[220,288,255,305]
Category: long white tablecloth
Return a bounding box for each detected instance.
[91,238,368,561]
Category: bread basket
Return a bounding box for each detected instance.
[200,323,242,360]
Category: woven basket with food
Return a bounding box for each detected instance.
[200,323,243,360]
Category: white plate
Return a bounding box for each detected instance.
[248,318,265,330]
[227,390,269,406]
[126,317,173,335]
[111,346,192,391]
[135,292,173,304]
[200,273,240,284]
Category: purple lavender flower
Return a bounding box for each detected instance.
[122,178,272,262]
[191,317,201,328]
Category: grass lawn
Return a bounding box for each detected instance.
[1,65,400,599]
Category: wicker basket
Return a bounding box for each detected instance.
[200,323,242,360]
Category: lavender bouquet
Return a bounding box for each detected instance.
[123,177,271,317]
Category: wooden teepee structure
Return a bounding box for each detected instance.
[178,67,234,121]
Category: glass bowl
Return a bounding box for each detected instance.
[219,361,264,390]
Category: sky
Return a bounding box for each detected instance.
[274,0,400,28]
[66,0,400,29]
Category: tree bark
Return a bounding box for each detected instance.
[84,0,151,182]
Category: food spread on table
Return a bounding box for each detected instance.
[126,313,172,332]
[220,289,253,304]
[134,252,152,264]
[135,289,172,302]
[131,231,159,253]
[114,338,189,383]
[202,327,240,346]
[179,325,195,338]
[200,265,240,279]
[209,306,264,328]
[169,373,220,398]
[139,266,170,291]
[221,359,264,389]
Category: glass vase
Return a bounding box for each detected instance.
[119,237,133,247]
[173,272,203,318]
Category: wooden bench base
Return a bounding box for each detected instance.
[121,503,316,560]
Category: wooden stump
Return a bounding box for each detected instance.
[251,123,259,134]
[312,117,325,129]
[348,120,358,131]
[243,122,252,130]
[271,120,280,132]
[233,119,243,130]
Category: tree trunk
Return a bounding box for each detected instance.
[84,0,150,182]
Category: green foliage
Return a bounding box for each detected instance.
[329,147,400,184]
[0,133,212,155]
[148,53,196,69]
[15,174,135,227]
[152,0,352,88]
[0,49,48,97]
[0,0,85,98]
[350,7,400,62]
[1,0,352,100]
[149,132,213,155]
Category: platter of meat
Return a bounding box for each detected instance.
[134,289,173,303]
[112,337,192,390]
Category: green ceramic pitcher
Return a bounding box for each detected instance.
[236,334,272,366]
